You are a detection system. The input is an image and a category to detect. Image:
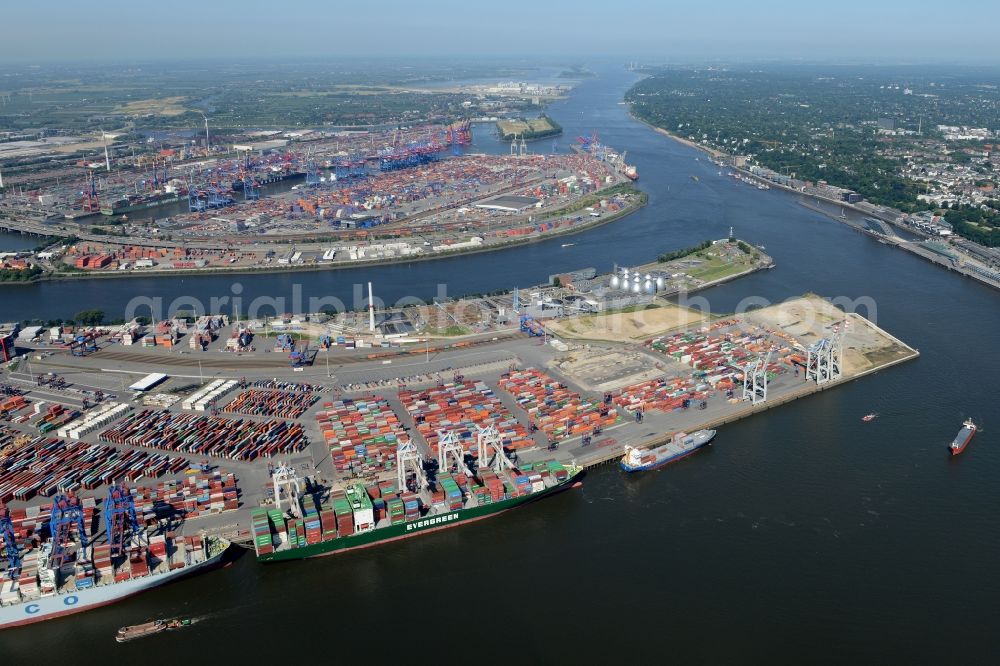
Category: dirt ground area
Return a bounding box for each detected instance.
[546,304,709,343]
[743,296,916,375]
[548,347,674,392]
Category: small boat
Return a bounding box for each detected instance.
[561,243,575,248]
[690,175,700,182]
[862,413,878,422]
[116,618,192,643]
[949,418,977,456]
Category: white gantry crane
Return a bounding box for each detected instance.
[742,348,774,405]
[272,462,302,519]
[476,424,515,476]
[437,430,470,476]
[805,320,846,385]
[396,437,426,493]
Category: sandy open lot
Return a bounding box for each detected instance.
[546,303,709,343]
[744,296,915,374]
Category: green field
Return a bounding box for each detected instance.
[684,255,754,282]
[0,61,539,134]
[425,325,471,337]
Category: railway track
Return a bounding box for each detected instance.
[79,332,525,370]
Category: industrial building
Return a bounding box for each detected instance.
[0,323,18,362]
[128,372,169,393]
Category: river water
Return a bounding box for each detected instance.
[0,232,40,253]
[5,64,1000,662]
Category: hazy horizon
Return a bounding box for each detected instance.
[3,0,999,65]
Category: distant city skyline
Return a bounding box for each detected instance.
[2,0,999,64]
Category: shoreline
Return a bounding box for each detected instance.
[629,107,1000,293]
[629,113,728,159]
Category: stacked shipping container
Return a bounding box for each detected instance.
[0,437,209,502]
[251,457,574,559]
[0,462,236,525]
[224,389,318,419]
[498,368,618,441]
[316,398,402,477]
[614,377,702,413]
[398,380,532,454]
[100,409,308,460]
[645,326,793,392]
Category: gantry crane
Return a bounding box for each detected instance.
[805,320,846,385]
[742,348,774,405]
[104,484,142,558]
[0,502,20,579]
[396,438,426,493]
[437,430,470,476]
[272,462,302,519]
[476,425,515,476]
[48,494,88,568]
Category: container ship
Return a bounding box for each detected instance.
[0,493,229,629]
[252,433,583,562]
[620,429,716,472]
[100,192,183,216]
[231,170,303,191]
[949,418,977,456]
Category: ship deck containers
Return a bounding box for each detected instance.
[266,509,287,547]
[330,493,354,537]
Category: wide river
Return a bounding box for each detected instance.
[5,64,1000,662]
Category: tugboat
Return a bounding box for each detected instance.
[116,618,192,642]
[862,413,878,422]
[949,418,977,456]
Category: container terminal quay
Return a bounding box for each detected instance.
[0,124,645,281]
[0,230,918,611]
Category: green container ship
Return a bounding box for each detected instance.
[252,454,584,562]
[100,192,182,216]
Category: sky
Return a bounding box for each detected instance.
[3,0,998,64]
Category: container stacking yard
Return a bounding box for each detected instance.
[0,431,226,502]
[100,410,308,461]
[316,398,404,477]
[398,380,533,454]
[224,389,318,419]
[498,368,619,442]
